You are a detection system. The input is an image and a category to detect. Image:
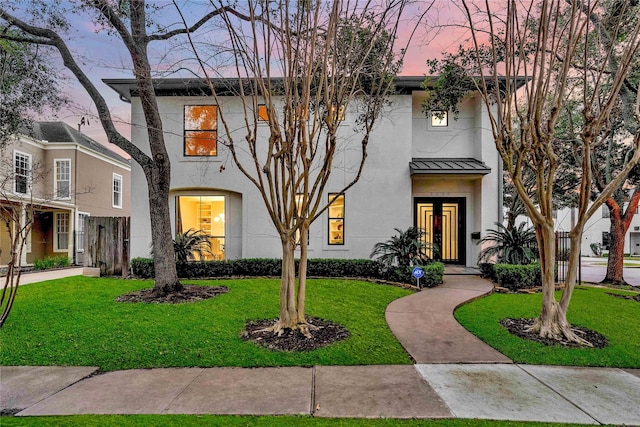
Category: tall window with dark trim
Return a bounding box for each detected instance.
[14,152,30,194]
[328,193,344,245]
[602,231,611,250]
[184,105,217,156]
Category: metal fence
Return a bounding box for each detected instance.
[555,231,580,285]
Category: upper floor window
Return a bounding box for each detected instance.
[113,173,122,209]
[54,159,71,200]
[14,151,31,194]
[184,105,217,156]
[430,111,448,127]
[602,205,610,218]
[328,193,344,245]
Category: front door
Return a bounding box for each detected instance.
[415,198,466,264]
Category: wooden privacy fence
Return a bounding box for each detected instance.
[84,217,130,277]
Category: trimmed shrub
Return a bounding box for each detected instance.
[33,256,71,271]
[131,257,154,278]
[177,260,234,278]
[421,262,444,288]
[478,262,496,281]
[231,258,282,276]
[306,259,383,278]
[493,263,542,291]
[130,257,444,286]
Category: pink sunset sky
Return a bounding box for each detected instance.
[41,1,476,155]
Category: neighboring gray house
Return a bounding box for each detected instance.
[106,77,500,267]
[0,122,131,266]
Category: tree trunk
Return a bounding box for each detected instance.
[148,182,181,295]
[603,211,627,286]
[276,236,298,332]
[527,223,592,346]
[602,191,640,287]
[296,222,309,332]
[129,2,181,295]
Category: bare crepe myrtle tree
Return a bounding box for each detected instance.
[455,0,640,344]
[0,1,256,295]
[0,155,47,327]
[182,0,427,335]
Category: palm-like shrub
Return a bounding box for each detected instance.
[478,222,538,265]
[173,229,213,263]
[370,226,432,268]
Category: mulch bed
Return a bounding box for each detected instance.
[500,318,608,348]
[115,285,228,303]
[241,317,350,352]
[607,292,640,302]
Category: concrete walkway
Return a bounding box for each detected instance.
[4,267,84,286]
[2,271,640,424]
[386,275,511,363]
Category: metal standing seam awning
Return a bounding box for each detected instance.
[409,158,491,175]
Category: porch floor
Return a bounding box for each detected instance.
[444,265,480,275]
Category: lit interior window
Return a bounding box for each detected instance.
[176,195,225,260]
[328,193,344,245]
[257,104,269,121]
[431,111,448,127]
[184,105,217,156]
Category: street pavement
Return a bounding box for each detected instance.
[1,268,639,424]
[580,256,640,286]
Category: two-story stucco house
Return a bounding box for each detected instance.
[0,122,131,266]
[106,76,501,267]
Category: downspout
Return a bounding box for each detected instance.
[72,145,78,265]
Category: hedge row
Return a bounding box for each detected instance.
[131,257,444,288]
[479,263,542,291]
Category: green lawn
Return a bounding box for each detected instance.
[0,277,412,371]
[455,286,640,368]
[0,415,594,427]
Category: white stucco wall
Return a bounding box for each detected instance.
[127,85,501,266]
[128,93,414,260]
[551,205,640,256]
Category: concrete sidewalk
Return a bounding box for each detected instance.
[2,272,640,423]
[3,267,84,286]
[2,364,640,424]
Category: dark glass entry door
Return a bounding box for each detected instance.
[415,198,465,264]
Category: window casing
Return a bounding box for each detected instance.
[113,173,123,209]
[184,105,217,156]
[14,151,31,194]
[54,159,71,200]
[328,193,344,245]
[55,212,69,251]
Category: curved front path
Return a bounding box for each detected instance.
[386,275,512,364]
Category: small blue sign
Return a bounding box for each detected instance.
[412,267,424,279]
